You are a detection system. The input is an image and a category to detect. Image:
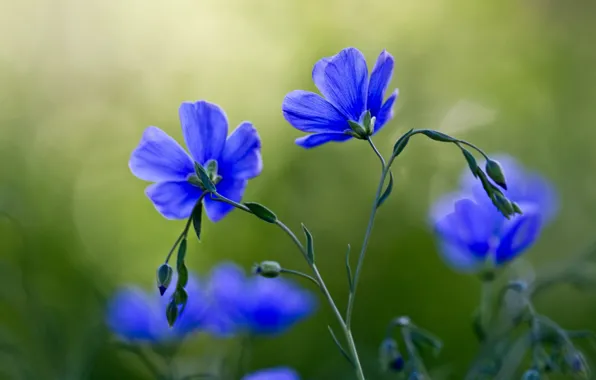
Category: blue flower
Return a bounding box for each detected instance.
[106,274,206,342]
[203,262,316,336]
[129,101,262,221]
[242,367,300,380]
[429,155,557,272]
[282,47,398,148]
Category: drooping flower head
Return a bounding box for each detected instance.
[130,101,262,221]
[242,367,300,380]
[202,262,317,336]
[106,273,206,342]
[430,155,558,272]
[282,47,398,148]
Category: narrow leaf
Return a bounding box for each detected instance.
[376,171,394,209]
[302,224,315,265]
[194,162,216,192]
[460,148,478,178]
[191,203,203,241]
[166,299,178,327]
[345,244,353,292]
[177,262,189,288]
[244,202,277,223]
[420,130,457,142]
[410,326,443,356]
[176,238,187,269]
[327,325,354,367]
[392,129,412,157]
[174,286,188,314]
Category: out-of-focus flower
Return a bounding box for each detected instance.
[203,262,316,336]
[242,367,300,380]
[430,155,557,272]
[106,273,206,342]
[129,100,262,221]
[282,47,398,148]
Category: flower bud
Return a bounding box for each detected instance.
[485,158,507,190]
[379,338,404,373]
[491,191,515,218]
[156,263,173,296]
[253,261,282,278]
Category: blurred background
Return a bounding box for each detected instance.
[1,0,596,378]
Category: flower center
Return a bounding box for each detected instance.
[187,159,223,189]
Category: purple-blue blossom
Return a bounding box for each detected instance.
[106,273,206,342]
[203,262,317,336]
[429,155,558,272]
[242,367,300,380]
[282,47,398,148]
[129,100,262,222]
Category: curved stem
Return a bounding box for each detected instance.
[280,268,320,288]
[164,195,206,264]
[345,138,390,328]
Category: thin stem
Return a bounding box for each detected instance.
[164,195,206,264]
[345,138,389,328]
[479,278,493,334]
[280,268,320,288]
[119,345,163,379]
[211,193,366,380]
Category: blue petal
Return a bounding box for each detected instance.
[106,288,160,342]
[372,89,399,133]
[179,101,228,164]
[435,240,485,273]
[282,90,348,133]
[203,178,247,222]
[367,50,394,116]
[434,199,494,257]
[163,275,206,337]
[145,181,203,220]
[495,205,542,264]
[295,132,352,149]
[312,47,368,120]
[203,262,247,336]
[129,126,195,182]
[241,277,316,335]
[242,367,300,380]
[220,122,263,180]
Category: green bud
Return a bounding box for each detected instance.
[521,369,541,380]
[362,111,375,135]
[347,120,369,139]
[253,261,282,278]
[166,299,178,327]
[194,162,216,192]
[156,264,173,296]
[485,158,507,190]
[511,201,523,215]
[491,191,515,219]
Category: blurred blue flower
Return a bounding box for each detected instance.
[203,262,317,336]
[129,100,262,221]
[242,367,300,380]
[282,47,398,148]
[430,155,558,272]
[107,273,206,342]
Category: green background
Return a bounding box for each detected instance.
[1,0,596,378]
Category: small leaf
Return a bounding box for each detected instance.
[166,299,178,327]
[174,286,188,314]
[420,130,457,142]
[410,326,443,356]
[302,224,315,265]
[327,325,354,367]
[176,238,187,269]
[347,120,367,139]
[460,148,478,177]
[191,203,203,241]
[244,202,277,223]
[377,171,394,209]
[194,162,216,192]
[345,244,353,292]
[177,262,189,288]
[392,130,412,157]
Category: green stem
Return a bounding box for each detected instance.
[211,193,366,380]
[164,196,205,264]
[479,278,493,333]
[280,268,320,288]
[345,138,391,328]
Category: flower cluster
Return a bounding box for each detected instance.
[107,262,316,343]
[429,154,558,272]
